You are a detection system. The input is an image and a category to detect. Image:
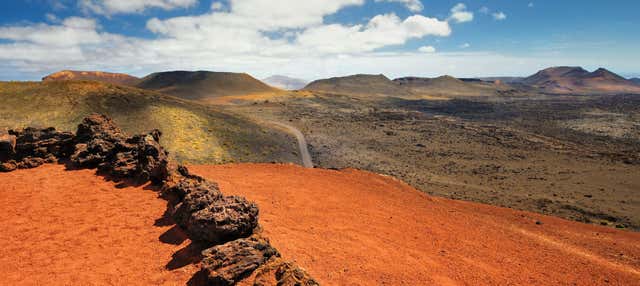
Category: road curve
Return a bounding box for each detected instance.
[268,121,313,168]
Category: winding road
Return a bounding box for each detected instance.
[268,121,314,168]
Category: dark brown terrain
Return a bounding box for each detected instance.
[223,86,640,231]
[42,70,141,86]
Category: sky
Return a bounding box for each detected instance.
[0,0,638,81]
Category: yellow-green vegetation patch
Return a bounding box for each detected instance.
[0,81,299,165]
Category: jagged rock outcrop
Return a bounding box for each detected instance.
[254,257,320,286]
[70,114,169,182]
[201,234,280,286]
[0,127,74,172]
[71,114,128,168]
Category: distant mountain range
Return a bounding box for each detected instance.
[262,75,308,90]
[136,71,281,102]
[42,70,140,86]
[40,66,640,99]
[522,66,640,95]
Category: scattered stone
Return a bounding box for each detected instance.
[201,234,280,286]
[254,257,320,286]
[0,132,16,161]
[163,173,220,202]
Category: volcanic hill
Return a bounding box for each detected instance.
[303,74,411,96]
[394,75,514,97]
[0,81,297,164]
[630,77,640,85]
[523,66,640,94]
[136,71,282,102]
[262,75,308,90]
[42,70,140,86]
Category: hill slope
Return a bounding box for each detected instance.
[136,71,282,102]
[190,163,640,285]
[630,78,640,85]
[2,163,638,284]
[263,75,308,90]
[394,75,518,97]
[0,81,297,164]
[523,67,640,94]
[304,74,410,96]
[42,70,140,86]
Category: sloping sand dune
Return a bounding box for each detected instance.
[1,163,639,285]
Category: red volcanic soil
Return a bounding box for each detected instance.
[1,163,639,285]
[191,164,640,286]
[0,165,198,285]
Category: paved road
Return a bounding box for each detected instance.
[269,121,313,168]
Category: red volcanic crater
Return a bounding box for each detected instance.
[1,163,639,285]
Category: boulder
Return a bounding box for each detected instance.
[172,179,224,226]
[176,195,258,244]
[0,161,17,172]
[102,130,169,183]
[0,132,16,161]
[201,234,280,286]
[163,174,220,202]
[254,257,320,286]
[71,114,126,167]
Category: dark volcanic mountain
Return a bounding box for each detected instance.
[630,78,640,85]
[304,74,410,96]
[262,75,308,90]
[522,67,640,94]
[42,70,140,86]
[136,71,281,102]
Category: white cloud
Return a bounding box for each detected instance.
[0,17,102,47]
[479,6,490,14]
[375,0,424,12]
[79,0,198,15]
[45,13,59,23]
[449,3,473,23]
[492,12,507,21]
[211,2,224,11]
[418,45,436,53]
[296,14,450,54]
[460,43,470,48]
[528,2,534,8]
[0,2,520,80]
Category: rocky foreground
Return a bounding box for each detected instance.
[0,115,318,286]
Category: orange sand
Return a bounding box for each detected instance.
[191,164,640,286]
[1,163,639,285]
[0,165,198,285]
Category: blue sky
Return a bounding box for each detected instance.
[0,0,638,80]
